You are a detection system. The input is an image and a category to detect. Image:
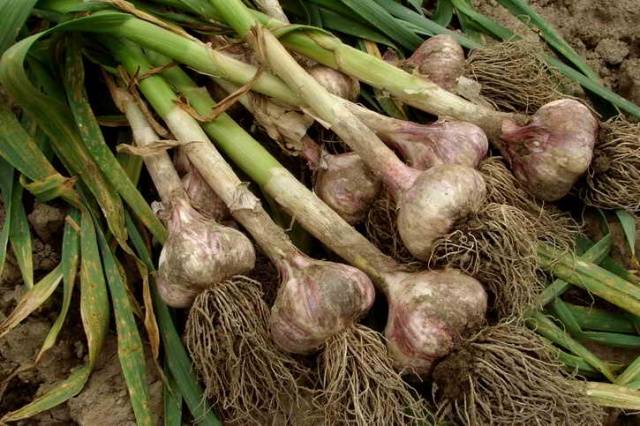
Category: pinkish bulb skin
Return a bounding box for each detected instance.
[500,99,598,201]
[397,165,486,260]
[383,121,488,170]
[405,35,465,90]
[384,269,487,376]
[314,153,382,224]
[158,199,255,295]
[308,65,361,101]
[270,254,375,354]
[182,171,230,221]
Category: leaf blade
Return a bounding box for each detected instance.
[616,209,636,258]
[9,176,33,289]
[36,209,81,362]
[62,35,167,243]
[97,228,153,426]
[0,264,63,339]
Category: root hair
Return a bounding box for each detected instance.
[428,203,543,319]
[185,277,307,424]
[318,324,432,425]
[466,40,570,114]
[433,321,605,426]
[583,117,640,212]
[365,191,423,270]
[480,157,579,254]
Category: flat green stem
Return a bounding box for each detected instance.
[526,311,616,381]
[538,234,612,306]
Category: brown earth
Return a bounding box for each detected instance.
[472,0,640,104]
[0,200,162,425]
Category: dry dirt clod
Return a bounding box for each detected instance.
[595,39,629,66]
[27,202,66,244]
[619,59,640,106]
[0,318,78,423]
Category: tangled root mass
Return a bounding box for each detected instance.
[466,40,570,114]
[365,191,423,270]
[583,117,640,212]
[433,322,605,426]
[428,203,543,319]
[185,277,306,424]
[318,324,432,426]
[479,157,579,253]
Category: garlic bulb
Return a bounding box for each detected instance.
[308,65,361,101]
[157,198,255,307]
[270,253,375,354]
[500,99,597,201]
[405,35,465,90]
[396,164,486,259]
[385,269,487,376]
[382,120,488,170]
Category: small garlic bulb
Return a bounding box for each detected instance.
[314,153,382,224]
[308,65,361,101]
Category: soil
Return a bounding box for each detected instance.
[67,339,163,426]
[28,202,66,244]
[0,200,162,425]
[471,0,640,105]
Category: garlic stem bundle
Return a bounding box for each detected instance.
[109,84,255,308]
[110,40,431,424]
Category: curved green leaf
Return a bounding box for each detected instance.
[615,209,636,258]
[0,264,63,339]
[36,209,81,362]
[337,0,422,49]
[9,175,33,289]
[0,0,38,54]
[0,19,128,246]
[0,159,14,279]
[0,103,79,206]
[97,228,153,426]
[62,35,167,243]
